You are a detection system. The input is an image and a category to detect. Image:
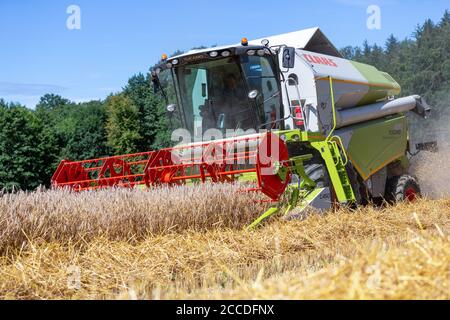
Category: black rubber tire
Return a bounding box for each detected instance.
[304,163,330,188]
[302,162,340,206]
[385,174,421,203]
[303,162,365,206]
[345,162,364,205]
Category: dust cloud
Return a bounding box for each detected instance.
[410,138,450,199]
[408,94,450,199]
[411,150,450,199]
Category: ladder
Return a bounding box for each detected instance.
[312,140,355,204]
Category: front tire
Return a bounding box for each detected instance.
[303,162,364,207]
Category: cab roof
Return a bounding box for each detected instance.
[169,27,342,60]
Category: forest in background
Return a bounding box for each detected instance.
[1,11,449,190]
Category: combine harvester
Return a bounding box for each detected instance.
[52,28,435,226]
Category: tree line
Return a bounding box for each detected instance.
[0,73,171,190]
[1,11,449,190]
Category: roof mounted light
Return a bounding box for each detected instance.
[171,59,179,65]
[161,53,168,61]
[247,50,256,56]
[241,37,249,46]
[221,50,231,57]
[209,51,219,58]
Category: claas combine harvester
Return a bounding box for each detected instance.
[52,28,435,227]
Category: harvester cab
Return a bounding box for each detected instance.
[154,42,284,136]
[52,28,434,227]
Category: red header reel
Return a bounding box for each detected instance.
[52,132,292,201]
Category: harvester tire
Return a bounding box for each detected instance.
[385,174,421,203]
[304,163,329,188]
[303,163,337,205]
[345,162,365,205]
[303,162,363,206]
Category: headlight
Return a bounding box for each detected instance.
[247,50,256,56]
[221,50,231,57]
[209,51,219,58]
[167,104,176,112]
[171,59,179,65]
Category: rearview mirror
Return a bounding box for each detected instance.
[282,47,296,69]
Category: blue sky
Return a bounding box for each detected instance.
[0,0,448,108]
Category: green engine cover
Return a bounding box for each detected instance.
[335,115,408,180]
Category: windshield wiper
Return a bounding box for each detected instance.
[151,71,169,104]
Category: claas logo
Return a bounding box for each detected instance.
[303,54,338,67]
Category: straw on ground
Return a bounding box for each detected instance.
[0,186,448,300]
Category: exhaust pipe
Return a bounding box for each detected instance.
[336,95,431,128]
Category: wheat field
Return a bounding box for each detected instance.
[0,181,448,300]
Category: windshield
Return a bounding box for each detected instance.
[159,53,282,141]
[175,56,255,139]
[241,55,282,130]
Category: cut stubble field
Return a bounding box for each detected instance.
[0,182,448,300]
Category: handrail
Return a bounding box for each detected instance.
[326,76,337,142]
[326,76,349,167]
[332,136,349,166]
[284,76,309,140]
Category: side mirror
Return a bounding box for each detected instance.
[282,47,296,69]
[202,83,207,98]
[167,104,177,112]
[248,90,259,100]
[151,71,160,94]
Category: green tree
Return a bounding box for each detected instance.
[0,102,56,190]
[122,73,171,151]
[36,93,70,112]
[60,101,112,160]
[36,94,111,161]
[105,94,142,154]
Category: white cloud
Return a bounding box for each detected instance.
[0,82,66,96]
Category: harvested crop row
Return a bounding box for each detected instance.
[164,233,449,300]
[0,198,448,299]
